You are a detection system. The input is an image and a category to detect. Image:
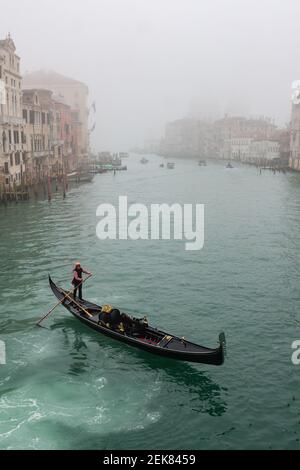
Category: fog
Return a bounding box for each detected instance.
[1,0,300,150]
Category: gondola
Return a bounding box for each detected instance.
[49,277,226,366]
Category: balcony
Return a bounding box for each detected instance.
[50,139,64,146]
[0,115,24,126]
[32,151,54,159]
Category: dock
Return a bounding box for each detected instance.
[0,185,29,203]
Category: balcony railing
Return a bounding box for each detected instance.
[0,115,24,126]
[50,139,64,146]
[32,151,54,159]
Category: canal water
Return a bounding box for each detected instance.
[1,155,300,450]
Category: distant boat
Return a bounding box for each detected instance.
[226,163,234,169]
[160,163,164,168]
[198,160,207,166]
[67,172,94,183]
[140,157,149,164]
[167,162,175,169]
[93,163,127,172]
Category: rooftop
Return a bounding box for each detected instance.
[0,34,16,52]
[23,70,88,91]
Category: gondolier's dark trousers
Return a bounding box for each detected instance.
[73,282,83,300]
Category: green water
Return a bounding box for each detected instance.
[1,155,300,450]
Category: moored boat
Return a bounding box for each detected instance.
[67,171,94,183]
[49,277,226,366]
[90,169,108,174]
[167,162,175,169]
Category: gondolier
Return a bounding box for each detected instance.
[72,262,92,300]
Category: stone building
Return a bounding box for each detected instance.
[230,137,253,161]
[229,137,280,163]
[53,95,74,172]
[22,89,62,182]
[0,35,25,187]
[70,109,83,169]
[160,118,217,159]
[23,70,89,163]
[290,82,300,170]
[215,116,280,162]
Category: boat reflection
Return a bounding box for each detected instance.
[52,318,227,417]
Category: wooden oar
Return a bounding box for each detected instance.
[62,291,94,318]
[37,274,92,327]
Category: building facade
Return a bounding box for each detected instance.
[290,102,300,170]
[0,35,25,187]
[215,115,278,161]
[53,96,73,173]
[228,137,280,163]
[160,118,218,159]
[23,70,89,162]
[22,89,61,182]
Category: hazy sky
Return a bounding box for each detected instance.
[1,0,300,150]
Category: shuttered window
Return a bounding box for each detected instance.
[29,110,34,124]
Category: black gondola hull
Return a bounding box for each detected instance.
[49,277,225,365]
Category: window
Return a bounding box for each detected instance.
[4,162,9,174]
[10,154,13,166]
[47,114,50,125]
[29,110,34,124]
[21,131,26,144]
[2,131,6,151]
[8,130,12,144]
[14,130,19,144]
[34,112,41,124]
[23,109,28,123]
[42,112,46,125]
[15,153,20,165]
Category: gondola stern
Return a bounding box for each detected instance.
[218,331,226,364]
